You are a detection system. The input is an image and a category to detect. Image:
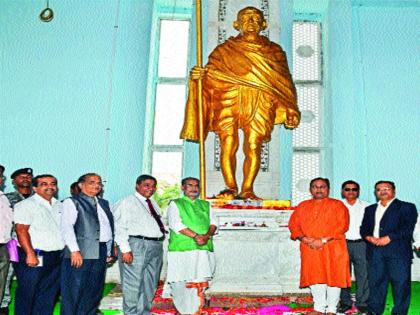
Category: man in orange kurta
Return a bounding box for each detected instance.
[289,177,351,315]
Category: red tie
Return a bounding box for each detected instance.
[146,199,166,235]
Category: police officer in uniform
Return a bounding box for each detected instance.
[5,168,34,207]
[0,168,34,315]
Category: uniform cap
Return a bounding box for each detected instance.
[11,168,33,179]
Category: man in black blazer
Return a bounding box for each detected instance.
[360,181,418,315]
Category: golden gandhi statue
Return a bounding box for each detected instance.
[181,7,300,199]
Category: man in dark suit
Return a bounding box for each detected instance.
[360,181,417,315]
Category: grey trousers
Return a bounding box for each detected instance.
[119,238,163,315]
[0,246,10,307]
[0,245,10,304]
[340,241,369,308]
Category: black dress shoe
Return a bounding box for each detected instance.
[337,304,352,313]
[0,306,9,315]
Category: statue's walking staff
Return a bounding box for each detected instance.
[195,0,206,199]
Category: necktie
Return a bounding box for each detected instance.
[146,199,166,235]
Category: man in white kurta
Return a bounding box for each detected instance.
[164,177,217,315]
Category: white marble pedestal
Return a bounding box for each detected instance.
[105,207,420,294]
[208,209,308,295]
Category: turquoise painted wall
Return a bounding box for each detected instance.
[0,0,153,202]
[328,0,420,202]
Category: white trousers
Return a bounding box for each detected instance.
[310,284,341,313]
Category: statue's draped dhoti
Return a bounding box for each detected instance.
[181,36,298,142]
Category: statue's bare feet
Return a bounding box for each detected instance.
[215,188,238,200]
[238,191,263,200]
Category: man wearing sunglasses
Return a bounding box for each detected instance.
[338,181,369,314]
[360,181,417,315]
